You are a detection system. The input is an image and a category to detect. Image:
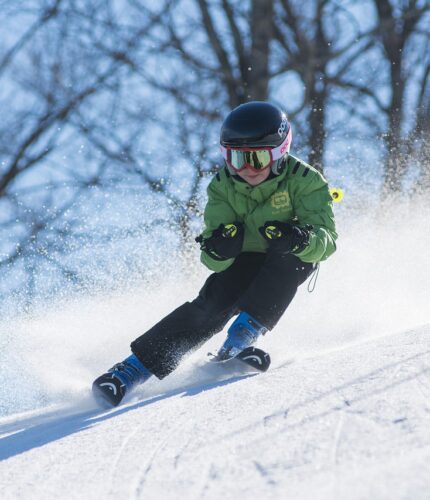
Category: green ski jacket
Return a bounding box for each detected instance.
[200,155,337,272]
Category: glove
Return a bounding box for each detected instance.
[195,222,244,261]
[259,221,311,255]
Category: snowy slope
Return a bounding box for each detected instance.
[1,205,430,499]
[1,324,430,500]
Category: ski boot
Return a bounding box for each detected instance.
[92,354,152,407]
[216,311,268,361]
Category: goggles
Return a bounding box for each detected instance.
[220,128,292,173]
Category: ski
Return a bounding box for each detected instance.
[236,347,271,372]
[209,346,271,372]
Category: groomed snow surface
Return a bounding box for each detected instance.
[1,206,430,499]
[1,325,430,500]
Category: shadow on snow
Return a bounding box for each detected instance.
[1,348,430,462]
[0,373,256,462]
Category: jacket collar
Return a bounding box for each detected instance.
[231,167,288,202]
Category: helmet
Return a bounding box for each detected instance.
[220,101,292,175]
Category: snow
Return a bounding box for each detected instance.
[1,203,430,499]
[0,324,429,499]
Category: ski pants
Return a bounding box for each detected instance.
[131,252,315,379]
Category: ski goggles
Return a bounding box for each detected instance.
[220,128,292,173]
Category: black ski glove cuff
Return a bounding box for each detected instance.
[196,222,244,261]
[259,221,311,255]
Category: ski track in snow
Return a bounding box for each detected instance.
[1,325,430,499]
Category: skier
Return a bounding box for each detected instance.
[92,101,337,407]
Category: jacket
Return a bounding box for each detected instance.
[200,155,338,272]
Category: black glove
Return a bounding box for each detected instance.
[196,222,244,261]
[259,221,311,255]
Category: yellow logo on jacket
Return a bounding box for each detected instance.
[271,191,291,210]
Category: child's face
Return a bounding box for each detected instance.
[236,166,271,186]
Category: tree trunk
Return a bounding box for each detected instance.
[248,0,273,101]
[308,85,326,171]
[307,1,327,172]
[382,42,406,194]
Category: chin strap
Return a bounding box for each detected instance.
[271,156,288,176]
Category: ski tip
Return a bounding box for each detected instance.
[236,347,271,372]
[92,374,125,408]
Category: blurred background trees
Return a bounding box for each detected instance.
[0,0,429,307]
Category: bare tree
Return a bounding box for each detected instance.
[1,0,429,308]
[273,0,382,170]
[373,0,430,194]
[0,0,162,305]
[330,0,430,195]
[77,0,275,252]
[411,67,430,191]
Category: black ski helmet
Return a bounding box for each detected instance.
[220,101,292,175]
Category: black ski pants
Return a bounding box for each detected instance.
[131,252,314,379]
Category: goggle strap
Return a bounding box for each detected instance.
[272,128,292,160]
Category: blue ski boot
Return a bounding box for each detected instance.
[92,354,152,407]
[217,311,268,361]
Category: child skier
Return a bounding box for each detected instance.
[92,101,337,407]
